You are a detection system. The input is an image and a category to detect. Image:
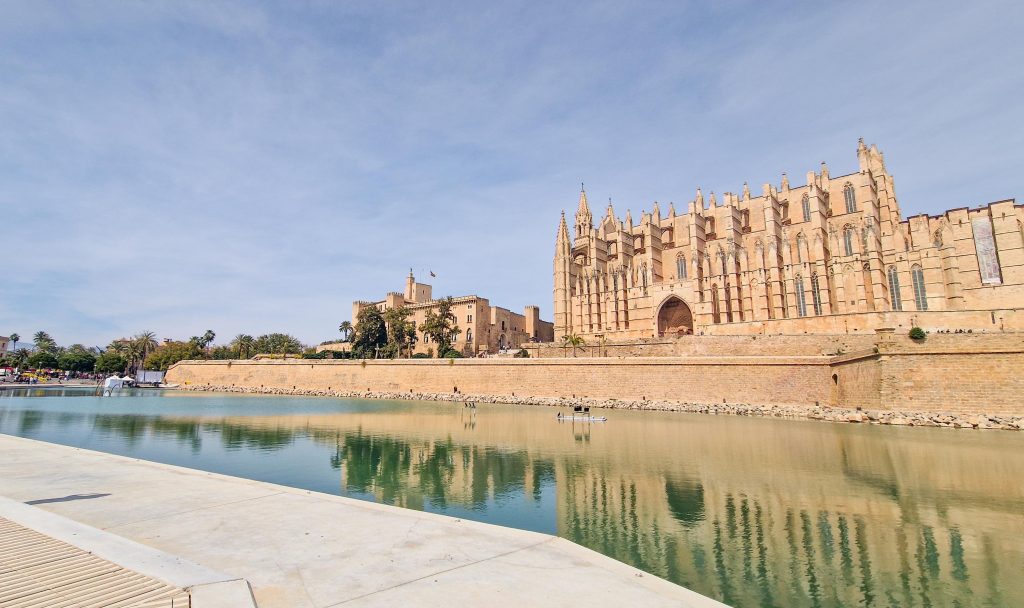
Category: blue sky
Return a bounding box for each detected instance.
[2,1,1022,347]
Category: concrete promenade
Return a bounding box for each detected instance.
[0,434,726,608]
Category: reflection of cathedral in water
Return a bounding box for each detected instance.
[324,419,1022,608]
[28,409,1020,608]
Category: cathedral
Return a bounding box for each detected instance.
[553,140,1024,340]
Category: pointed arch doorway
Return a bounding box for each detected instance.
[657,296,694,337]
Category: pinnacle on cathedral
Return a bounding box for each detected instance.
[575,185,592,238]
[556,210,570,247]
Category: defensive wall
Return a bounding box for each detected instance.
[166,332,1024,418]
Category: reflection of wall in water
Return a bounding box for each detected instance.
[555,444,1023,608]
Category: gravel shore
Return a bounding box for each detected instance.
[179,384,1024,431]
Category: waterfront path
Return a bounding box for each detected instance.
[0,434,725,607]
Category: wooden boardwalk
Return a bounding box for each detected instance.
[0,517,190,608]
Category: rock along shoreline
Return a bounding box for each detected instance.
[178,384,1024,431]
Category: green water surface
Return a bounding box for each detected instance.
[1,388,1021,608]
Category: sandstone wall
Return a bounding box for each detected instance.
[167,356,834,407]
[167,332,1024,417]
[876,333,1024,415]
[524,333,876,358]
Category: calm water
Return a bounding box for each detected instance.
[1,389,1022,608]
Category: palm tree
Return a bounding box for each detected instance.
[232,334,255,359]
[338,321,353,342]
[201,330,216,351]
[134,332,158,371]
[562,334,585,357]
[33,331,56,353]
[13,348,29,370]
[9,333,19,352]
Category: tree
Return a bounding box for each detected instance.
[420,297,461,358]
[33,331,57,354]
[143,340,203,371]
[562,334,585,357]
[28,351,59,369]
[382,306,417,358]
[9,333,19,352]
[338,321,354,342]
[58,345,96,372]
[252,333,303,356]
[12,348,29,369]
[352,307,387,358]
[95,351,128,374]
[134,332,158,370]
[231,334,255,359]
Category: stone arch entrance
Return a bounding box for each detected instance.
[657,296,694,337]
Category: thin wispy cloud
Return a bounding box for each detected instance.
[2,0,1022,346]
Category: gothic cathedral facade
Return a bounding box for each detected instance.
[553,140,1024,340]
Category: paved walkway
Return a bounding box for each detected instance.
[0,435,726,608]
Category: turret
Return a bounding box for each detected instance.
[553,210,573,337]
[575,186,592,239]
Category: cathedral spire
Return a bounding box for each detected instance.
[668,202,676,218]
[625,209,633,228]
[556,210,570,252]
[606,197,614,218]
[781,172,790,191]
[575,184,592,238]
[743,182,751,200]
[696,188,704,209]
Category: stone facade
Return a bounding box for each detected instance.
[0,336,8,355]
[352,271,554,356]
[554,140,1024,340]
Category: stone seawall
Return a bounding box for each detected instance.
[166,333,1024,425]
[174,384,1024,430]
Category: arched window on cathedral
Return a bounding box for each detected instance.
[466,328,473,342]
[796,234,806,264]
[844,183,856,214]
[811,273,823,316]
[843,227,855,256]
[888,266,903,311]
[765,279,775,320]
[711,285,721,324]
[676,255,687,279]
[911,265,928,310]
[795,276,808,317]
[802,195,811,222]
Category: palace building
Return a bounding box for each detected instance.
[351,271,554,356]
[553,140,1024,340]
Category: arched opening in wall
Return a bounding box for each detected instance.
[498,334,506,350]
[657,296,694,337]
[711,286,721,324]
[830,373,839,406]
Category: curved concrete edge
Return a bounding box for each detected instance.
[0,495,257,607]
[191,579,259,607]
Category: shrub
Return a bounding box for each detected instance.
[514,348,530,358]
[411,353,431,359]
[909,327,926,340]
